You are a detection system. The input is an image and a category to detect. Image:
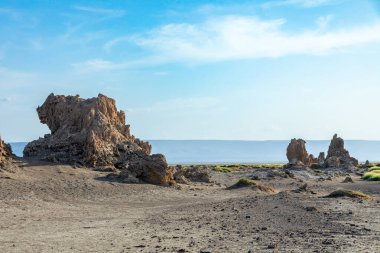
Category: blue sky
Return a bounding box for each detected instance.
[1,0,380,141]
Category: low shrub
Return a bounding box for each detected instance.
[363,170,380,181]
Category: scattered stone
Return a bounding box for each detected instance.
[173,166,212,183]
[305,206,318,212]
[322,239,334,245]
[23,93,174,185]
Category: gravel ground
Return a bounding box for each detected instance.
[0,159,379,253]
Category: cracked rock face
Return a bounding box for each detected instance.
[0,136,13,169]
[23,93,174,185]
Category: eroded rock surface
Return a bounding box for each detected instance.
[286,135,358,169]
[24,93,173,185]
[286,139,316,166]
[0,136,14,170]
[325,134,358,168]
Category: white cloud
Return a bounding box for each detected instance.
[129,15,380,63]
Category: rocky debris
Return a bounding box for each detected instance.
[173,165,212,183]
[286,139,316,167]
[325,134,358,168]
[0,136,14,169]
[173,165,191,184]
[23,93,174,185]
[116,154,174,185]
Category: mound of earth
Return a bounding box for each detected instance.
[23,93,173,185]
[227,178,275,192]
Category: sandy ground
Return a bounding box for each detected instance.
[0,159,379,253]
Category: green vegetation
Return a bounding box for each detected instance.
[363,170,380,181]
[236,178,257,186]
[212,163,284,173]
[228,178,275,192]
[369,166,380,171]
[326,189,372,201]
[253,164,284,169]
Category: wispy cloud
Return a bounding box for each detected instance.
[73,5,125,17]
[127,15,380,63]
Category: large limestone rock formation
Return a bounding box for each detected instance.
[24,93,174,185]
[286,138,316,166]
[325,134,358,168]
[0,136,14,169]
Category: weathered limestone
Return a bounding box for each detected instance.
[325,134,358,168]
[24,93,174,185]
[286,138,316,166]
[286,134,358,169]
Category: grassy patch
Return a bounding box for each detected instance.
[369,166,380,171]
[363,170,380,181]
[227,178,275,192]
[213,165,241,173]
[253,164,284,169]
[326,189,372,201]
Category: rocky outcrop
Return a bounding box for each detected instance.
[23,93,174,185]
[286,139,316,166]
[0,136,13,169]
[325,134,358,168]
[286,135,358,169]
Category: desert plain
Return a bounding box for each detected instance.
[0,159,379,253]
